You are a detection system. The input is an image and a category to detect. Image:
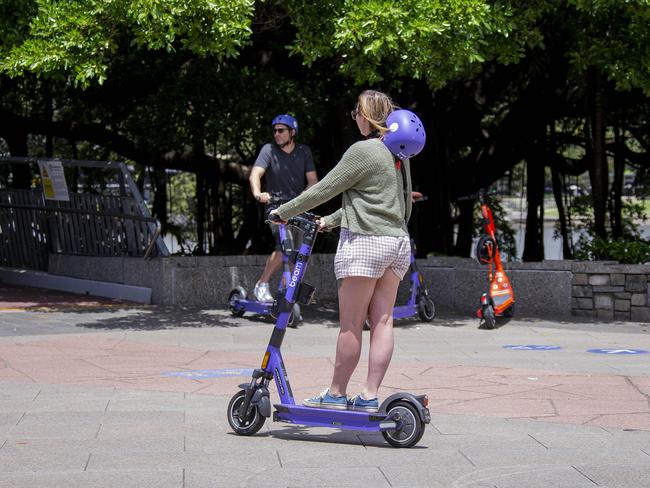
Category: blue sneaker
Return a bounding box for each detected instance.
[348,394,379,412]
[303,388,348,410]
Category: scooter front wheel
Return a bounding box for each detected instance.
[228,287,246,317]
[481,305,496,329]
[227,390,266,435]
[382,401,425,448]
[417,296,436,322]
[287,304,301,328]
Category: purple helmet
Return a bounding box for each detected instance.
[383,109,426,159]
[271,114,298,134]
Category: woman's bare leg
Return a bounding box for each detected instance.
[363,269,401,399]
[329,276,377,397]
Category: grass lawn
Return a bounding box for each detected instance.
[499,195,649,222]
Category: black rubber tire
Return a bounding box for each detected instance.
[482,305,496,329]
[287,304,300,328]
[475,235,496,265]
[417,296,436,322]
[227,390,266,436]
[228,288,246,317]
[382,400,425,448]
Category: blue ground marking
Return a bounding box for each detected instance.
[163,368,254,379]
[586,348,649,355]
[503,345,562,351]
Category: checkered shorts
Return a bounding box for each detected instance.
[334,228,411,280]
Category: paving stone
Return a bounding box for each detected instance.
[1,296,650,488]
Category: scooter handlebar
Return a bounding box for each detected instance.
[266,211,319,229]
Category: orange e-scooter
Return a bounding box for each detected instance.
[474,189,515,329]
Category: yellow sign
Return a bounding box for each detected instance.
[38,161,69,201]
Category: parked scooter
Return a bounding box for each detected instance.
[472,189,515,329]
[228,196,302,327]
[393,194,435,322]
[227,212,430,447]
[393,237,436,322]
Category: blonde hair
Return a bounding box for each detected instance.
[356,89,398,136]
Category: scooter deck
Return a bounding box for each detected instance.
[234,299,273,315]
[273,403,396,432]
[392,304,417,319]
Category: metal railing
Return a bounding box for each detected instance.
[0,157,169,270]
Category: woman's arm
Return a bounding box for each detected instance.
[276,143,368,220]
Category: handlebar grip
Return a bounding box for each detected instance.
[266,213,285,224]
[266,211,319,227]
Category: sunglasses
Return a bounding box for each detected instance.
[273,128,289,134]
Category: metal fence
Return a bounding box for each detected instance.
[0,157,169,271]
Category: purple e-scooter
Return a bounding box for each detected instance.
[228,196,301,327]
[392,237,435,322]
[227,212,430,448]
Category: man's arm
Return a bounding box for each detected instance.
[249,166,270,203]
[305,170,318,190]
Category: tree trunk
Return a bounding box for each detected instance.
[587,68,608,239]
[405,81,454,257]
[152,167,168,234]
[6,131,31,189]
[611,117,624,238]
[549,123,572,259]
[551,162,572,259]
[522,153,545,262]
[70,141,80,192]
[195,170,205,255]
[454,200,475,257]
[44,84,53,158]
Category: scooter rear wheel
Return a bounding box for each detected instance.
[228,287,246,317]
[382,401,425,448]
[227,390,266,436]
[417,296,436,322]
[481,305,496,329]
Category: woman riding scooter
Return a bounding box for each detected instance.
[270,89,425,412]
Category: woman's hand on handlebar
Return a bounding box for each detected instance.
[267,209,286,225]
[316,218,328,233]
[255,192,271,204]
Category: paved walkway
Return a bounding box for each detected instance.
[1,285,650,487]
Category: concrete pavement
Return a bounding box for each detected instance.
[1,286,650,487]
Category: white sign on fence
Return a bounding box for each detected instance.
[38,160,69,201]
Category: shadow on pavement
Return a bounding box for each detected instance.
[63,304,473,332]
[266,425,426,449]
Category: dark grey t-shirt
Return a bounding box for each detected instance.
[254,143,315,199]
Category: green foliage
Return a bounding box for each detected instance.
[0,0,37,51]
[566,0,650,95]
[286,0,548,88]
[574,236,650,264]
[284,0,650,96]
[569,195,650,263]
[0,0,255,87]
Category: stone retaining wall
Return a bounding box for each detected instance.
[571,262,650,322]
[45,254,650,323]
